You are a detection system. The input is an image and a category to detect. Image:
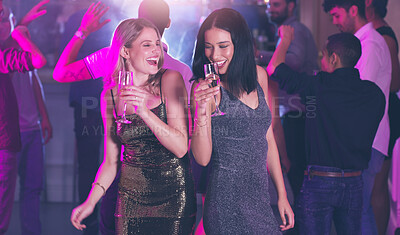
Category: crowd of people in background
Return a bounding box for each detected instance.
[0,0,399,235]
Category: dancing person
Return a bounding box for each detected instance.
[190,8,294,234]
[267,26,385,235]
[2,1,51,234]
[66,3,196,234]
[59,2,120,233]
[54,1,195,233]
[258,0,319,200]
[322,1,391,234]
[0,0,47,234]
[53,0,192,94]
[12,69,52,235]
[365,0,400,233]
[138,0,193,96]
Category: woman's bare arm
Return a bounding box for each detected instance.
[53,2,110,82]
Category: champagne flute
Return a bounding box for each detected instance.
[204,62,224,116]
[116,71,134,124]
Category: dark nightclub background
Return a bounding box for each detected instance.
[2,0,400,234]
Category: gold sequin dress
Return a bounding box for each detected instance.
[114,100,196,235]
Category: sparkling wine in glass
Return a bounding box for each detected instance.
[116,71,134,124]
[204,62,224,116]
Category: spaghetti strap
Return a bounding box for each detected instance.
[110,89,118,117]
[159,69,168,103]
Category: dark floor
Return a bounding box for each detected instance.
[6,202,83,235]
[6,198,332,235]
[6,195,205,235]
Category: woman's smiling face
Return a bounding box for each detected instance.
[124,27,162,77]
[204,27,234,75]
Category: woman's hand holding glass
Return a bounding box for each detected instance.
[116,71,133,123]
[204,63,224,116]
[119,86,159,117]
[193,79,220,123]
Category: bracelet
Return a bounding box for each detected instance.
[92,182,106,197]
[74,30,87,40]
[194,116,207,127]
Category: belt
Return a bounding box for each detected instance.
[304,170,362,178]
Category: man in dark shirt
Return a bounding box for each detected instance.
[258,0,319,202]
[0,0,47,234]
[266,26,385,234]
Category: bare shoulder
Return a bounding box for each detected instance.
[161,69,187,100]
[101,88,111,100]
[161,69,185,88]
[162,69,183,80]
[256,65,268,89]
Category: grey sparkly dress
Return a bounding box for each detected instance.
[203,83,281,235]
[112,85,196,235]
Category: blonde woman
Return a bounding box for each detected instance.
[64,4,196,234]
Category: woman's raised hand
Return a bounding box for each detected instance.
[278,25,294,45]
[79,1,111,36]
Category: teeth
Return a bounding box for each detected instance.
[215,61,225,66]
[146,58,157,62]
[146,58,158,65]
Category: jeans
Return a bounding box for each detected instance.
[296,165,363,235]
[0,150,18,235]
[361,148,385,235]
[73,103,102,235]
[17,130,44,235]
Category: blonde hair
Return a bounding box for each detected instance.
[104,18,164,90]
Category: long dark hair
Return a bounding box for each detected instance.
[192,8,257,97]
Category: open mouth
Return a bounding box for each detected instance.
[146,57,158,66]
[215,60,226,69]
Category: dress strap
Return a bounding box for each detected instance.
[256,82,265,99]
[159,69,168,103]
[110,89,118,117]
